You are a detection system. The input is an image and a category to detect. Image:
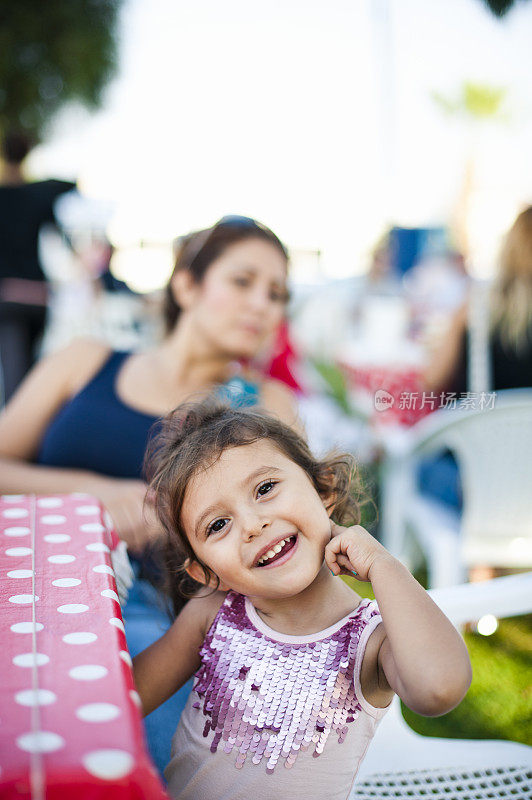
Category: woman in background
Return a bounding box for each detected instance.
[420,206,532,511]
[0,215,298,776]
[425,206,532,395]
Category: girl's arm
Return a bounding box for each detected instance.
[132,591,225,716]
[326,524,472,717]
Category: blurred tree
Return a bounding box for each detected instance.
[481,0,531,15]
[0,0,122,142]
[432,82,508,262]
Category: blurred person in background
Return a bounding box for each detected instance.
[419,206,532,512]
[424,206,532,394]
[0,129,77,402]
[0,214,298,777]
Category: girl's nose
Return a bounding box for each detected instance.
[241,514,270,540]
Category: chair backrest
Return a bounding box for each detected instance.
[415,389,532,567]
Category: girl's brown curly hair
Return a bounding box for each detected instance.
[145,398,366,617]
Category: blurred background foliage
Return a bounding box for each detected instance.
[0,0,122,142]
[482,0,531,15]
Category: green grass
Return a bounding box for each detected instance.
[342,575,532,746]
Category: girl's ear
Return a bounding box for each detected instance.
[171,269,199,311]
[319,468,337,517]
[185,559,230,592]
[322,490,337,518]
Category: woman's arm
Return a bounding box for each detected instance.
[133,591,225,716]
[326,524,471,716]
[0,339,163,553]
[423,303,468,393]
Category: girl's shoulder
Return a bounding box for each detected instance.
[185,588,228,638]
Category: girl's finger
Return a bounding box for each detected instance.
[325,545,355,575]
[336,553,355,573]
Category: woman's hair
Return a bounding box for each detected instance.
[491,206,532,352]
[1,130,32,164]
[145,399,365,616]
[164,217,289,334]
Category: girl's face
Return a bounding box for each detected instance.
[181,440,332,601]
[179,238,288,360]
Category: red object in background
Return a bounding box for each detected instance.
[265,321,304,393]
[0,493,169,800]
[339,361,433,427]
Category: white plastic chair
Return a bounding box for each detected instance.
[351,572,532,799]
[379,389,532,588]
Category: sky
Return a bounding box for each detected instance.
[30,0,532,290]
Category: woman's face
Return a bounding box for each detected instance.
[181,237,288,360]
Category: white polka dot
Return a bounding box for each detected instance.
[2,508,28,518]
[75,506,101,516]
[2,494,25,502]
[37,497,63,508]
[17,731,64,753]
[5,546,32,556]
[103,511,113,530]
[4,526,30,537]
[119,650,132,667]
[86,542,109,553]
[7,569,33,578]
[80,522,105,533]
[15,689,57,706]
[109,617,125,633]
[129,690,142,708]
[9,594,38,604]
[69,664,108,681]
[11,621,44,633]
[101,589,119,602]
[63,631,97,645]
[82,749,133,780]
[58,603,89,614]
[52,578,81,588]
[44,533,71,543]
[76,703,121,722]
[48,554,75,564]
[92,564,114,575]
[13,652,49,667]
[40,514,66,525]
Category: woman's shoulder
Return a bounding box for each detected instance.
[50,337,115,395]
[259,377,301,430]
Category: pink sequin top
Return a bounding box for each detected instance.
[165,592,390,800]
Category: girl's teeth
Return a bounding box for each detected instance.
[258,536,293,565]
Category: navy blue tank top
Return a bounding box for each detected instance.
[37,351,260,479]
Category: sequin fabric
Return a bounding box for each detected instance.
[192,592,379,774]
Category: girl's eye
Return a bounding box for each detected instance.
[257,480,277,497]
[207,518,228,536]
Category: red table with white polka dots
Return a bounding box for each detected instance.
[0,493,169,799]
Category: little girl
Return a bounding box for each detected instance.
[133,400,471,800]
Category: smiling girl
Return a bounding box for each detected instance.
[133,399,471,800]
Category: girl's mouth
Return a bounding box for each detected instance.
[255,534,297,568]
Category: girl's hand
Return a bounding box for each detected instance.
[325,522,394,582]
